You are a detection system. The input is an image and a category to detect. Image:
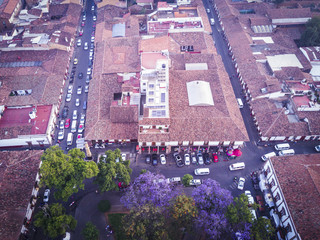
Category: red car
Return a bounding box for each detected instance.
[81,21,85,27]
[77,134,82,139]
[65,118,71,128]
[212,153,218,163]
[79,29,83,36]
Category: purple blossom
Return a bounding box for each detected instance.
[120,171,180,209]
[192,178,233,239]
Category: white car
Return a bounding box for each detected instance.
[67,85,73,94]
[210,18,215,25]
[315,145,320,152]
[58,130,64,140]
[121,153,126,161]
[82,15,86,21]
[93,15,97,21]
[245,190,254,205]
[91,36,95,43]
[85,85,89,93]
[77,86,82,95]
[206,8,210,13]
[59,120,64,129]
[73,110,77,120]
[160,154,166,164]
[87,68,92,75]
[43,189,50,203]
[91,5,95,11]
[83,42,88,50]
[197,153,204,165]
[76,39,81,47]
[80,114,85,124]
[184,153,190,165]
[89,51,93,61]
[66,93,72,102]
[75,98,80,107]
[189,179,202,186]
[237,177,245,190]
[169,177,181,183]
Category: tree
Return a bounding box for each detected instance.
[182,174,193,187]
[169,194,198,235]
[226,194,258,227]
[192,178,233,239]
[34,203,77,238]
[82,222,99,240]
[39,146,99,201]
[122,204,168,240]
[300,17,320,47]
[251,217,275,240]
[94,149,132,192]
[120,171,180,209]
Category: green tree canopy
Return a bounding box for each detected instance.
[82,222,99,240]
[300,17,320,47]
[226,194,258,227]
[94,149,132,192]
[251,217,275,240]
[39,146,99,201]
[34,203,77,239]
[122,204,168,240]
[182,174,193,187]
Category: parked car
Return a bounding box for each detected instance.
[76,39,81,47]
[204,153,211,165]
[237,177,245,190]
[197,153,204,165]
[121,153,126,161]
[189,179,202,186]
[90,43,94,49]
[58,130,64,140]
[152,154,158,166]
[73,58,78,65]
[91,5,95,11]
[83,101,87,110]
[81,21,85,27]
[59,120,64,129]
[315,145,320,152]
[212,153,218,163]
[82,15,86,21]
[77,86,82,95]
[78,72,83,79]
[168,177,181,183]
[146,154,151,164]
[184,153,190,165]
[160,154,166,164]
[245,190,254,205]
[65,118,71,128]
[91,36,95,43]
[80,114,85,125]
[62,107,68,119]
[67,85,73,94]
[87,68,92,75]
[93,15,97,21]
[43,189,50,203]
[206,8,210,13]
[191,152,197,164]
[79,29,83,36]
[72,110,77,120]
[85,85,89,93]
[66,93,71,102]
[75,98,80,107]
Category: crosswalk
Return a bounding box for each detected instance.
[229,167,261,190]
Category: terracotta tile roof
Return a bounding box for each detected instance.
[28,9,42,17]
[249,17,271,26]
[0,150,43,240]
[271,154,320,240]
[100,36,141,74]
[267,8,311,20]
[0,49,68,106]
[49,4,68,18]
[0,0,19,18]
[85,73,139,141]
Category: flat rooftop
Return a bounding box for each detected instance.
[0,105,52,139]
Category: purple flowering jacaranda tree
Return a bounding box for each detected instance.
[192,178,233,239]
[120,171,181,209]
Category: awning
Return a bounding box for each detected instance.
[233,149,242,156]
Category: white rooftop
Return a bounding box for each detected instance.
[186,81,214,106]
[185,63,208,71]
[266,54,303,72]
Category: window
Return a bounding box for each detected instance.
[151,110,166,117]
[149,91,154,96]
[149,84,154,89]
[161,93,165,103]
[285,223,292,233]
[279,208,286,218]
[274,192,280,202]
[148,98,154,103]
[265,166,271,175]
[270,179,276,188]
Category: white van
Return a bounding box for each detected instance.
[194,168,210,176]
[67,133,73,146]
[275,143,290,150]
[278,149,295,156]
[229,162,245,171]
[261,152,276,161]
[71,120,77,133]
[237,98,243,108]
